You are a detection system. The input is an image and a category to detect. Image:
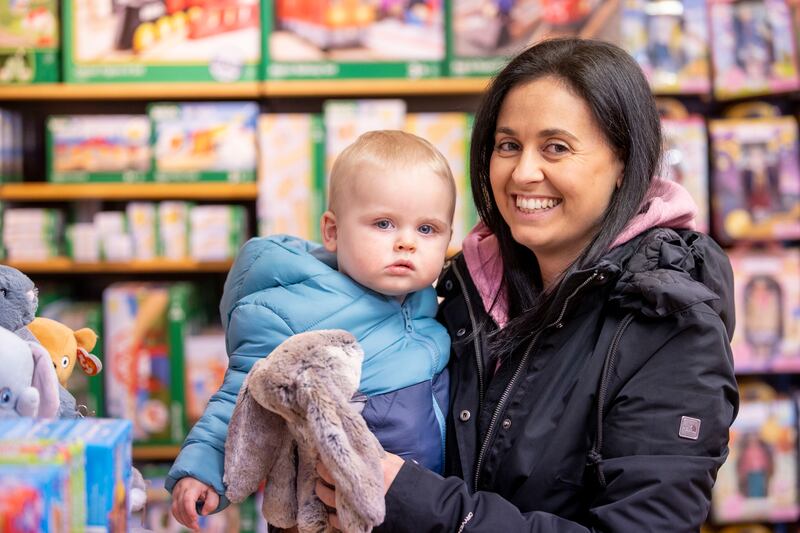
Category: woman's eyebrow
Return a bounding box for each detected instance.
[496,126,580,143]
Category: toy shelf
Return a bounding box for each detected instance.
[4,258,234,274]
[133,445,181,461]
[0,78,489,100]
[0,182,258,201]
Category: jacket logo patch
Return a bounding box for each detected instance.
[679,416,701,440]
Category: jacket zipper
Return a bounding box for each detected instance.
[473,271,600,490]
[452,261,485,403]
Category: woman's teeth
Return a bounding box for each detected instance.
[516,197,562,212]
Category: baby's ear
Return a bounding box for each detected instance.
[320,211,338,252]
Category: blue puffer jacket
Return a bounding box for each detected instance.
[166,235,451,511]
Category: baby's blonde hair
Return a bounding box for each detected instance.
[328,130,456,215]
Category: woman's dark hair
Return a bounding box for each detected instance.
[470,38,662,357]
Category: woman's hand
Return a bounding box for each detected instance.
[315,452,406,529]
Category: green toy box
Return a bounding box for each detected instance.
[62,0,260,83]
[0,0,59,83]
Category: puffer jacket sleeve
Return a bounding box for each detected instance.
[378,306,738,532]
[165,303,295,512]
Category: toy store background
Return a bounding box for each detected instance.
[0,0,799,531]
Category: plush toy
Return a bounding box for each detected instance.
[224,330,385,533]
[0,264,39,341]
[28,317,102,387]
[0,326,60,418]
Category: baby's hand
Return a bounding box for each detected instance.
[171,476,220,531]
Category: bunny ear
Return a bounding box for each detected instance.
[224,382,287,503]
[28,342,60,418]
[76,347,102,376]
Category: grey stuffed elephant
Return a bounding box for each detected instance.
[224,330,385,533]
[0,326,60,418]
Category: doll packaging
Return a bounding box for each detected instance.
[62,0,260,83]
[0,0,59,83]
[712,399,799,523]
[448,0,622,77]
[622,0,711,94]
[257,113,325,242]
[264,0,444,80]
[708,0,800,99]
[709,115,800,244]
[728,248,800,373]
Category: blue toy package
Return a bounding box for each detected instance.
[0,464,71,532]
[63,418,133,532]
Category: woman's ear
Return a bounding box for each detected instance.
[320,211,338,252]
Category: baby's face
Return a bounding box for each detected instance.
[326,164,454,300]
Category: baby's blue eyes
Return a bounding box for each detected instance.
[373,220,437,235]
[418,224,435,235]
[375,220,393,230]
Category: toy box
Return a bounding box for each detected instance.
[0,0,59,83]
[660,114,709,233]
[63,419,133,532]
[189,204,248,260]
[2,207,63,261]
[0,466,68,532]
[709,116,800,243]
[63,0,260,83]
[728,248,800,373]
[708,0,800,99]
[127,202,158,260]
[622,0,711,94]
[0,483,43,533]
[405,112,477,251]
[712,399,799,523]
[0,110,23,183]
[46,115,151,183]
[448,0,622,77]
[264,0,444,80]
[184,328,228,423]
[104,282,195,444]
[149,102,258,183]
[158,201,192,259]
[257,113,325,241]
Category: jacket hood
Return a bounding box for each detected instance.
[463,179,733,332]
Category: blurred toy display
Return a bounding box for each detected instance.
[0,109,24,183]
[0,0,59,83]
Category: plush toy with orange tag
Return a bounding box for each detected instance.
[27,317,102,387]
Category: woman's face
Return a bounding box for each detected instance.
[489,77,624,270]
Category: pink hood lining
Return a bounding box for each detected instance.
[461,179,698,328]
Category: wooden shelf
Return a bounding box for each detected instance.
[0,182,258,201]
[133,445,181,461]
[4,258,233,274]
[0,78,489,100]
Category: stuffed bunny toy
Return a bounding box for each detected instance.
[0,264,38,342]
[224,330,385,533]
[0,326,60,418]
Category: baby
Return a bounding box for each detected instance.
[169,130,456,529]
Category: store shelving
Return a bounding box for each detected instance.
[0,182,258,201]
[4,258,234,274]
[133,445,181,461]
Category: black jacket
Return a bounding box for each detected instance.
[379,228,738,532]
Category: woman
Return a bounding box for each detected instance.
[318,38,738,532]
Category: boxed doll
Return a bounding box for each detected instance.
[257,113,325,241]
[264,0,444,80]
[62,0,260,83]
[149,102,258,183]
[728,248,800,373]
[709,116,800,243]
[708,0,800,99]
[712,399,799,523]
[448,0,621,77]
[103,282,194,444]
[0,0,59,83]
[405,112,477,251]
[622,0,711,94]
[46,115,152,184]
[660,114,709,233]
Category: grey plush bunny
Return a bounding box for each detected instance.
[224,330,385,533]
[0,264,38,341]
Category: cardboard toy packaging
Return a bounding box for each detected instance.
[184,329,228,423]
[189,204,248,260]
[2,207,63,261]
[257,113,325,241]
[0,110,23,183]
[47,115,151,184]
[661,114,709,233]
[728,248,800,373]
[0,466,68,532]
[708,0,800,99]
[62,0,260,83]
[103,282,194,445]
[447,0,622,77]
[149,102,258,183]
[0,0,59,83]
[712,399,799,523]
[709,116,800,244]
[264,0,444,80]
[622,0,711,94]
[405,112,477,251]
